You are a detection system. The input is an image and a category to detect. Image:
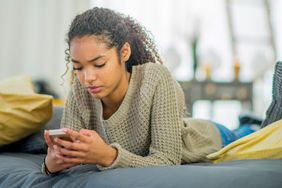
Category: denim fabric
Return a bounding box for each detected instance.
[215,123,239,147]
[215,123,258,147]
[233,125,256,138]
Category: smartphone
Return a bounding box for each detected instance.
[48,129,72,142]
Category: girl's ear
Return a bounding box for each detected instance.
[120,42,131,63]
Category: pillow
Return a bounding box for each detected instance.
[0,107,63,154]
[261,61,282,127]
[207,119,282,163]
[0,75,53,147]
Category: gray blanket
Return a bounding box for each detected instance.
[0,152,282,188]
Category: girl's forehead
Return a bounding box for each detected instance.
[70,37,117,62]
[70,36,109,55]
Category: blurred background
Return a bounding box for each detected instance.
[0,0,281,129]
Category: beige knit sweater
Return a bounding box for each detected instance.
[61,63,221,170]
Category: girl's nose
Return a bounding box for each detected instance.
[84,68,96,84]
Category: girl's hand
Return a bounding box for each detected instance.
[44,130,77,173]
[53,128,118,167]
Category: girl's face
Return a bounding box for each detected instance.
[70,35,131,101]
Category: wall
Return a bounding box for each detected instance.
[0,0,90,98]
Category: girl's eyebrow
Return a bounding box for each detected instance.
[71,55,106,64]
[71,59,80,64]
[88,55,105,63]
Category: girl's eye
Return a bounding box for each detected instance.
[73,67,82,71]
[94,63,105,68]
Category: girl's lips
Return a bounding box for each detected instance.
[87,86,102,94]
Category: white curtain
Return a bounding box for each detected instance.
[0,0,90,98]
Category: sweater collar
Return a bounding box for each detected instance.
[96,65,139,124]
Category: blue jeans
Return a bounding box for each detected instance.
[215,123,256,147]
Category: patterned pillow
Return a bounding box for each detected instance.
[261,61,282,127]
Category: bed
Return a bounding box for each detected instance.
[0,107,282,188]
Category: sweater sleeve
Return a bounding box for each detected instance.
[97,65,183,170]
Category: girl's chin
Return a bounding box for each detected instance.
[89,93,104,99]
[89,93,103,99]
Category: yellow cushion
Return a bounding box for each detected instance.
[207,120,282,163]
[53,98,65,107]
[0,76,53,147]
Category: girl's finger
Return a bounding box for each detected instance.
[63,128,90,143]
[56,146,86,158]
[79,129,94,137]
[44,130,53,148]
[54,138,88,152]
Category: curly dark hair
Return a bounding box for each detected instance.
[64,7,163,76]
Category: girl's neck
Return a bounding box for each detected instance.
[101,71,131,118]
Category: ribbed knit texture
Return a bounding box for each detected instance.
[61,63,221,170]
[261,61,282,127]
